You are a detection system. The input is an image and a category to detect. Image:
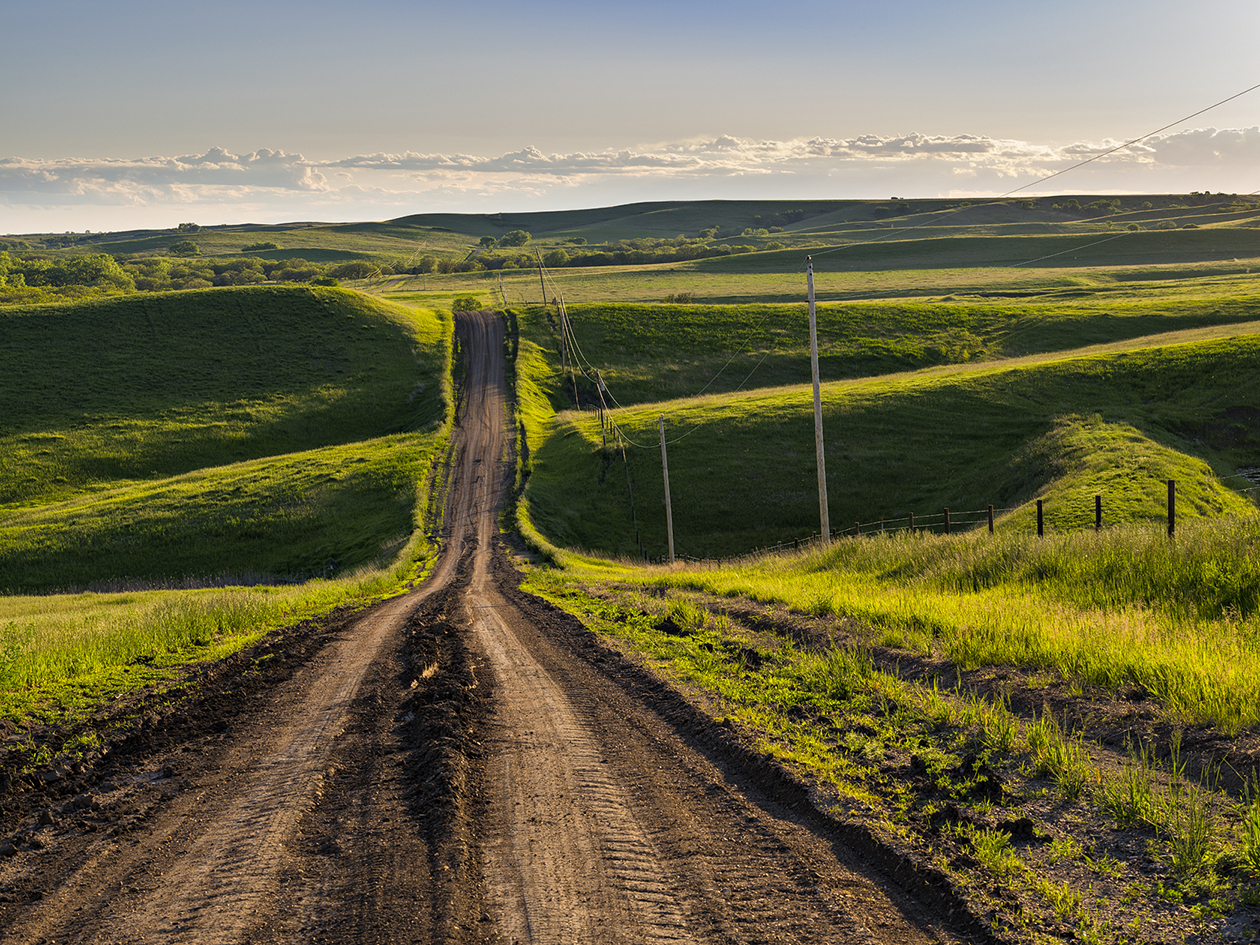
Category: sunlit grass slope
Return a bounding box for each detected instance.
[521,333,1260,558]
[637,515,1260,733]
[529,297,1260,406]
[0,285,445,508]
[0,285,450,592]
[0,434,433,593]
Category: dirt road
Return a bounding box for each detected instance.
[0,310,965,944]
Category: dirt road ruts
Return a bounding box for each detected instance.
[0,309,965,944]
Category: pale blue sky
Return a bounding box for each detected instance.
[3,0,1259,231]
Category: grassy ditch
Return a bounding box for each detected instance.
[524,566,1260,943]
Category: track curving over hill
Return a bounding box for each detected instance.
[0,310,965,944]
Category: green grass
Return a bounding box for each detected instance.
[517,297,1260,407]
[0,285,446,508]
[630,515,1260,733]
[0,284,454,741]
[0,558,424,744]
[515,571,1260,937]
[519,327,1260,559]
[0,433,438,593]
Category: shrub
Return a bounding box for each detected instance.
[242,241,279,252]
[451,295,480,312]
[169,240,201,257]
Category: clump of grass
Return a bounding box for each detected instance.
[1237,791,1260,875]
[1101,739,1160,828]
[1167,786,1215,876]
[1026,711,1091,798]
[965,823,1024,880]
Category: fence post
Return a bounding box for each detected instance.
[1095,494,1102,531]
[855,521,861,536]
[908,511,914,533]
[987,504,994,535]
[1167,480,1176,537]
[944,508,950,535]
[1037,499,1044,537]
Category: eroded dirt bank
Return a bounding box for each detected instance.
[0,310,971,944]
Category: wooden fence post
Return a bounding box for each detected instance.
[987,504,994,534]
[1168,480,1176,537]
[908,511,914,533]
[1095,494,1102,531]
[1037,499,1044,537]
[944,508,950,535]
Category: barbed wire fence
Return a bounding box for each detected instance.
[634,478,1260,568]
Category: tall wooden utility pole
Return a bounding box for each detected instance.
[595,370,609,449]
[559,294,580,408]
[659,415,675,565]
[807,257,830,545]
[536,252,547,306]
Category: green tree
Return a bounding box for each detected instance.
[543,248,569,267]
[451,295,480,312]
[479,236,498,248]
[177,222,202,232]
[499,229,531,247]
[169,240,201,257]
[329,261,378,280]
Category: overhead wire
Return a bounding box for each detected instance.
[812,186,1260,316]
[528,79,1260,463]
[807,79,1260,266]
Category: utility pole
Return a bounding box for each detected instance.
[659,415,675,565]
[807,257,830,546]
[536,251,547,306]
[595,370,609,449]
[559,294,580,408]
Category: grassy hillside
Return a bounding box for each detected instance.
[0,285,445,508]
[523,298,1260,408]
[0,434,431,593]
[0,285,450,592]
[519,327,1260,558]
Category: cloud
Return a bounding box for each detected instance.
[4,128,1259,232]
[326,128,1260,184]
[0,148,327,204]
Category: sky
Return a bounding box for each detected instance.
[3,0,1260,233]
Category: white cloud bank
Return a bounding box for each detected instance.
[5,129,1260,233]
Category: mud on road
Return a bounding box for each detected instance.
[0,310,971,944]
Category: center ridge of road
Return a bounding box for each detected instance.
[0,309,963,945]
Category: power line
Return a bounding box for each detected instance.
[809,79,1260,265]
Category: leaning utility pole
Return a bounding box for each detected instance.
[807,256,830,545]
[659,415,676,565]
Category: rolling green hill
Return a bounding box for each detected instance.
[0,285,450,591]
[518,325,1260,559]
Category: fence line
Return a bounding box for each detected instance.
[639,479,1260,568]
